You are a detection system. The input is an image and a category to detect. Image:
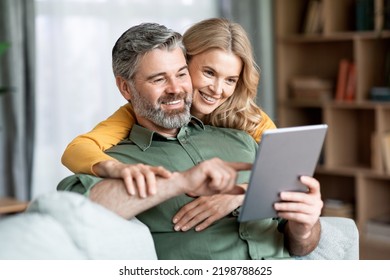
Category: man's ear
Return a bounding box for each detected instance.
[116,76,132,100]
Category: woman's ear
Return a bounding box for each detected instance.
[116,76,132,100]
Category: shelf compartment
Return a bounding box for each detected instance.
[324,106,376,169]
[357,176,390,259]
[315,172,356,205]
[361,238,390,260]
[277,41,354,102]
[378,107,390,132]
[274,0,310,36]
[322,0,355,34]
[275,0,356,36]
[277,105,323,127]
[356,37,390,101]
[357,176,390,228]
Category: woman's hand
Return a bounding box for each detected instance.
[92,160,172,198]
[172,183,247,232]
[172,194,242,231]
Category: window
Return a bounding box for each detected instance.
[33,0,219,197]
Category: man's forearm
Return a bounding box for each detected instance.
[284,219,321,256]
[89,174,182,219]
[88,159,250,219]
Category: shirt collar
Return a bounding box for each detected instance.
[129,116,205,151]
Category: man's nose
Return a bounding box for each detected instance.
[166,78,182,93]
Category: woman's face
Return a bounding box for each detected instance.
[188,48,243,120]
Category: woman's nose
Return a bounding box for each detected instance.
[210,79,223,95]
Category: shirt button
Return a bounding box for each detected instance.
[240,231,249,239]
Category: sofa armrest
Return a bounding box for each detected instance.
[297,217,359,260]
[0,191,158,260]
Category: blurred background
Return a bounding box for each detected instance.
[0,0,275,200]
[1,0,390,259]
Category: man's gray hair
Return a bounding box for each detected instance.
[112,23,186,81]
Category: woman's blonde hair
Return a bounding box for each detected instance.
[183,18,263,136]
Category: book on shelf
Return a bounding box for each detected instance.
[322,199,354,218]
[356,0,375,31]
[335,59,351,101]
[375,0,385,31]
[385,0,390,29]
[344,62,356,101]
[374,0,390,31]
[366,212,390,243]
[289,76,333,101]
[302,0,323,34]
[376,0,390,30]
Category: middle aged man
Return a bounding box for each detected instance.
[57,22,322,260]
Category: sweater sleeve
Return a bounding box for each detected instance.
[61,103,136,174]
[251,110,277,143]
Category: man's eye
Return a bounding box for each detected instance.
[153,78,165,84]
[204,70,214,77]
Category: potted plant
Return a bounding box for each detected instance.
[0,42,10,95]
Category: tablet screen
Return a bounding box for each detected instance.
[238,124,328,222]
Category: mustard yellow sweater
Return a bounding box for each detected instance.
[61,103,276,174]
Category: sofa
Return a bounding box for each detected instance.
[0,191,359,260]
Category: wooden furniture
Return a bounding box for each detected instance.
[274,0,390,259]
[0,197,28,215]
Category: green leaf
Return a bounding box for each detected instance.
[0,42,10,56]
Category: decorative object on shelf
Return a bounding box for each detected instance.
[370,87,390,101]
[370,49,390,101]
[322,199,354,219]
[289,76,333,101]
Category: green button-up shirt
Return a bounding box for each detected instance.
[57,117,291,260]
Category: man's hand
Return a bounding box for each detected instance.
[178,158,251,197]
[274,175,323,256]
[92,160,172,198]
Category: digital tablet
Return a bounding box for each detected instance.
[238,124,328,222]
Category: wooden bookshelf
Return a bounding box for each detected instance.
[274,0,390,260]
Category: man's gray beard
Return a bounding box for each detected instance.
[130,88,192,129]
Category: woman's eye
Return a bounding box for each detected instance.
[227,78,238,85]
